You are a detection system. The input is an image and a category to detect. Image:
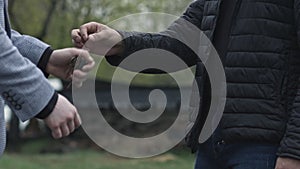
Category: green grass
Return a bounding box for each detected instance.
[0,140,195,169]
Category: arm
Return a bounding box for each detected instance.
[11,30,95,87]
[276,77,300,168]
[11,29,86,80]
[11,30,52,76]
[0,27,56,121]
[72,0,205,73]
[274,0,300,168]
[1,26,84,138]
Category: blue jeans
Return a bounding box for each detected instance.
[194,131,278,169]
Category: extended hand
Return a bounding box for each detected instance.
[275,157,300,169]
[71,22,124,56]
[44,94,81,139]
[47,48,95,87]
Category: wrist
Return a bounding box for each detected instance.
[45,50,58,75]
[35,92,59,119]
[45,61,55,76]
[38,47,54,77]
[110,41,125,56]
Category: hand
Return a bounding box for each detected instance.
[47,48,95,88]
[71,22,124,56]
[43,94,81,139]
[275,157,300,169]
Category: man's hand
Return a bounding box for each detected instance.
[71,22,124,56]
[275,157,300,169]
[43,94,81,139]
[46,48,95,88]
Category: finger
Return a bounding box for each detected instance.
[72,78,85,88]
[61,123,70,137]
[74,111,82,128]
[74,81,83,88]
[80,25,89,42]
[67,120,75,133]
[71,29,83,43]
[73,49,95,71]
[82,61,95,72]
[80,22,102,41]
[71,30,85,48]
[70,48,94,63]
[72,76,88,87]
[72,41,84,48]
[78,50,94,63]
[52,127,62,139]
[71,76,84,88]
[73,70,88,80]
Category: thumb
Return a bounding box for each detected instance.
[84,34,103,51]
[88,33,101,42]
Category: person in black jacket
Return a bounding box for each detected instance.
[72,0,300,168]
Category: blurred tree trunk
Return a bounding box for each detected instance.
[37,0,58,40]
[71,0,84,28]
[57,0,68,47]
[8,0,22,32]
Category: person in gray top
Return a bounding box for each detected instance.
[0,0,95,156]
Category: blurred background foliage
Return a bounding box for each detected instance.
[9,0,194,87]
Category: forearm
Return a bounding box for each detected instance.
[0,28,56,121]
[106,28,199,74]
[11,30,53,76]
[106,0,204,73]
[280,0,300,160]
[277,76,300,160]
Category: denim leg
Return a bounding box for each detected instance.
[193,125,278,169]
[194,151,222,169]
[221,143,278,169]
[194,138,223,169]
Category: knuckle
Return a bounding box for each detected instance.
[72,30,79,36]
[63,131,69,136]
[52,126,60,132]
[73,107,78,113]
[90,21,98,25]
[66,115,74,121]
[80,25,86,30]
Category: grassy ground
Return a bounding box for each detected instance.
[0,140,195,169]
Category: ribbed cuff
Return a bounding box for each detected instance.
[37,47,53,78]
[35,92,58,119]
[105,30,128,66]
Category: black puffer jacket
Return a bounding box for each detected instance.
[106,0,300,159]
